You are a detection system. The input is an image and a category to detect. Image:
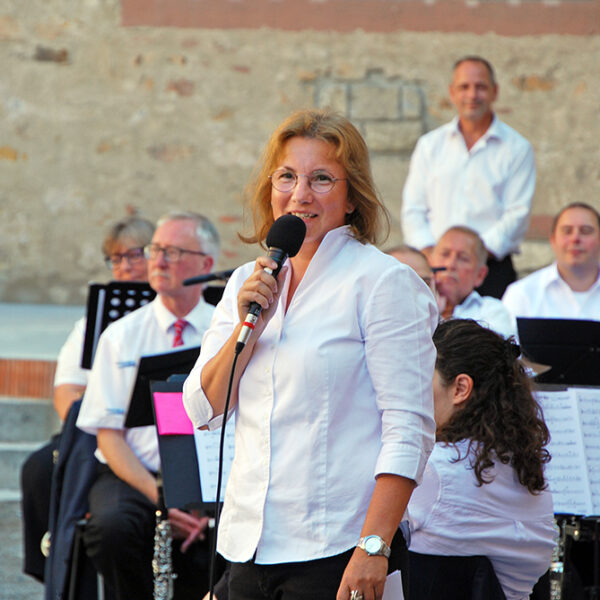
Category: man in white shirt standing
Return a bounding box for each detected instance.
[77,211,220,600]
[431,226,516,338]
[503,202,600,321]
[401,55,535,299]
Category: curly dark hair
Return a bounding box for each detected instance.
[433,319,550,494]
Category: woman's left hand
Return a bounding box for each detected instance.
[336,548,388,600]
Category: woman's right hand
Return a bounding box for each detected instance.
[237,256,286,340]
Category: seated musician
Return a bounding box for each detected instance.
[503,202,600,321]
[76,211,219,599]
[20,213,155,583]
[385,244,443,312]
[407,319,556,600]
[430,226,516,338]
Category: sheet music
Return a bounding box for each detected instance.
[536,388,593,515]
[574,387,600,514]
[194,415,236,503]
[382,570,404,600]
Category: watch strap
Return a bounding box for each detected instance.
[357,535,391,558]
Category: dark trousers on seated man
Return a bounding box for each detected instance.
[84,465,211,600]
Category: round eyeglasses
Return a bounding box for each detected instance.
[105,247,145,269]
[144,244,207,263]
[269,168,347,194]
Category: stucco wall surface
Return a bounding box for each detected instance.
[1,1,598,303]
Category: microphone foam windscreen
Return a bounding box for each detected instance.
[266,215,306,258]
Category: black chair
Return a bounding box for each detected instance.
[409,551,506,600]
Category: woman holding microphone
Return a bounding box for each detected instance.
[183,108,438,600]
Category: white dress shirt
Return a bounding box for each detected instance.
[54,317,89,387]
[452,290,516,339]
[502,263,600,321]
[408,441,555,600]
[183,226,438,565]
[401,116,535,259]
[77,296,214,472]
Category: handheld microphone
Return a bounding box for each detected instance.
[235,214,306,354]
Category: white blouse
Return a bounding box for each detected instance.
[184,226,438,564]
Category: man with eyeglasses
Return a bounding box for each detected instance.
[21,214,155,584]
[77,211,220,599]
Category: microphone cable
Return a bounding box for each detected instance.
[208,348,240,600]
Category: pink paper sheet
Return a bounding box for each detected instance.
[153,392,194,435]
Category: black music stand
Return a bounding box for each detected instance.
[521,317,600,598]
[517,317,600,386]
[124,347,200,429]
[150,379,202,510]
[150,379,232,512]
[81,281,156,369]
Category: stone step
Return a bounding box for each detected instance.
[0,488,22,502]
[0,441,46,492]
[0,396,60,443]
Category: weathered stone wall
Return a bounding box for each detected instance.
[1,0,598,304]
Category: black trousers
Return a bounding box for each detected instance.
[229,550,355,600]
[83,466,212,600]
[20,434,60,581]
[476,255,517,300]
[228,533,409,600]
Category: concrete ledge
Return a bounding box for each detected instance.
[0,397,60,442]
[0,441,47,492]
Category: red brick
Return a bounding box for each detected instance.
[526,214,554,240]
[0,359,56,399]
[122,0,600,36]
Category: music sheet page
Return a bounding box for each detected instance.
[574,387,600,514]
[535,388,593,515]
[193,416,236,503]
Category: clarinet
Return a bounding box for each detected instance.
[549,517,567,600]
[153,474,175,600]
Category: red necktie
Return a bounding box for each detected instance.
[172,319,188,348]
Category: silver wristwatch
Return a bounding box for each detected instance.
[356,535,391,558]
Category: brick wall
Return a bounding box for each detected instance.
[123,0,600,35]
[0,359,56,399]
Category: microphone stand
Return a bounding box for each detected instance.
[183,270,235,287]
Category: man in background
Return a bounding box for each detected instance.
[77,211,220,599]
[402,56,535,298]
[430,226,515,338]
[503,202,600,320]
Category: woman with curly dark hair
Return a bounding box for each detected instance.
[407,319,556,600]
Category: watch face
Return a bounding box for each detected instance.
[364,536,382,554]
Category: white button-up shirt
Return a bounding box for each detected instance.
[408,441,555,600]
[401,116,535,259]
[77,296,214,472]
[452,290,516,339]
[54,316,89,387]
[183,226,438,564]
[502,263,600,321]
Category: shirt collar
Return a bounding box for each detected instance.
[152,295,209,335]
[546,261,600,292]
[458,290,482,310]
[448,114,502,144]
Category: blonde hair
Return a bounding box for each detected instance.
[241,108,389,247]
